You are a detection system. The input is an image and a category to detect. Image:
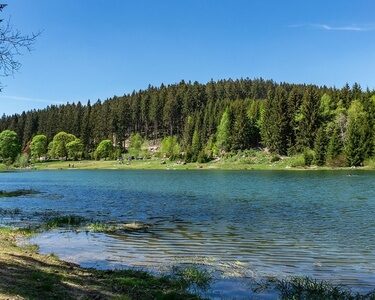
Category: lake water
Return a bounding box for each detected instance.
[1,170,375,298]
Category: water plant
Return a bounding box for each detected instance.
[44,215,87,229]
[172,265,212,293]
[0,189,38,198]
[276,276,375,300]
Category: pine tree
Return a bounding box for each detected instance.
[296,87,321,150]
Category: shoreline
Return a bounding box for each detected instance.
[3,158,374,172]
[0,226,199,299]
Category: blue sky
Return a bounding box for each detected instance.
[1,0,375,115]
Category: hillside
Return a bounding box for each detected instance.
[0,78,374,166]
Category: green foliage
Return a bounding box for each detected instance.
[128,133,144,157]
[49,132,77,159]
[230,100,254,151]
[0,130,21,163]
[313,127,327,166]
[319,93,335,121]
[95,140,113,160]
[296,87,321,150]
[276,276,375,300]
[1,80,375,168]
[345,100,368,166]
[44,215,87,229]
[160,136,181,160]
[261,87,290,155]
[190,129,201,162]
[30,134,47,159]
[326,121,343,162]
[172,266,212,292]
[14,153,30,168]
[303,149,315,166]
[66,139,84,160]
[215,109,231,153]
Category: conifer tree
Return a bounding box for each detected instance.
[345,100,368,166]
[215,109,231,154]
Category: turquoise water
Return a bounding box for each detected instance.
[1,170,375,298]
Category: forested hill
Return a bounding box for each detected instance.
[0,78,374,166]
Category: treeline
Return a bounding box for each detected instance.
[0,78,374,166]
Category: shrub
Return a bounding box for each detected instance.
[327,153,347,168]
[95,140,113,160]
[14,153,30,168]
[303,149,315,166]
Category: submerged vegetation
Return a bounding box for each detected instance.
[0,189,38,198]
[43,215,87,229]
[275,276,375,300]
[1,79,375,169]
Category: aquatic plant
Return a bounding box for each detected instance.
[44,215,87,229]
[172,265,212,293]
[0,189,38,198]
[100,269,199,299]
[276,276,375,300]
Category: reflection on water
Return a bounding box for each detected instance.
[2,170,375,298]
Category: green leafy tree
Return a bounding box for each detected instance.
[190,129,201,162]
[50,132,77,159]
[95,140,113,160]
[30,134,47,159]
[66,139,84,160]
[160,136,180,160]
[128,133,144,157]
[0,130,21,162]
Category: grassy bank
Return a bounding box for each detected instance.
[0,227,199,300]
[28,154,370,171]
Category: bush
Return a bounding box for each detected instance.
[271,155,281,162]
[327,154,347,168]
[197,150,209,163]
[13,153,29,168]
[94,140,113,160]
[303,149,315,166]
[289,155,305,168]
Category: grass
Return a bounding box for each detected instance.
[0,189,39,198]
[275,276,375,300]
[171,266,212,293]
[0,226,200,299]
[27,149,375,171]
[43,215,88,229]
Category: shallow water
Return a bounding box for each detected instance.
[1,170,375,298]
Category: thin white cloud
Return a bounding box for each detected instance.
[0,95,65,105]
[289,23,375,32]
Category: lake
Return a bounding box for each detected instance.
[1,170,375,298]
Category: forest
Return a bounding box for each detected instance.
[0,78,374,167]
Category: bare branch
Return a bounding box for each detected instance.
[0,7,40,79]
